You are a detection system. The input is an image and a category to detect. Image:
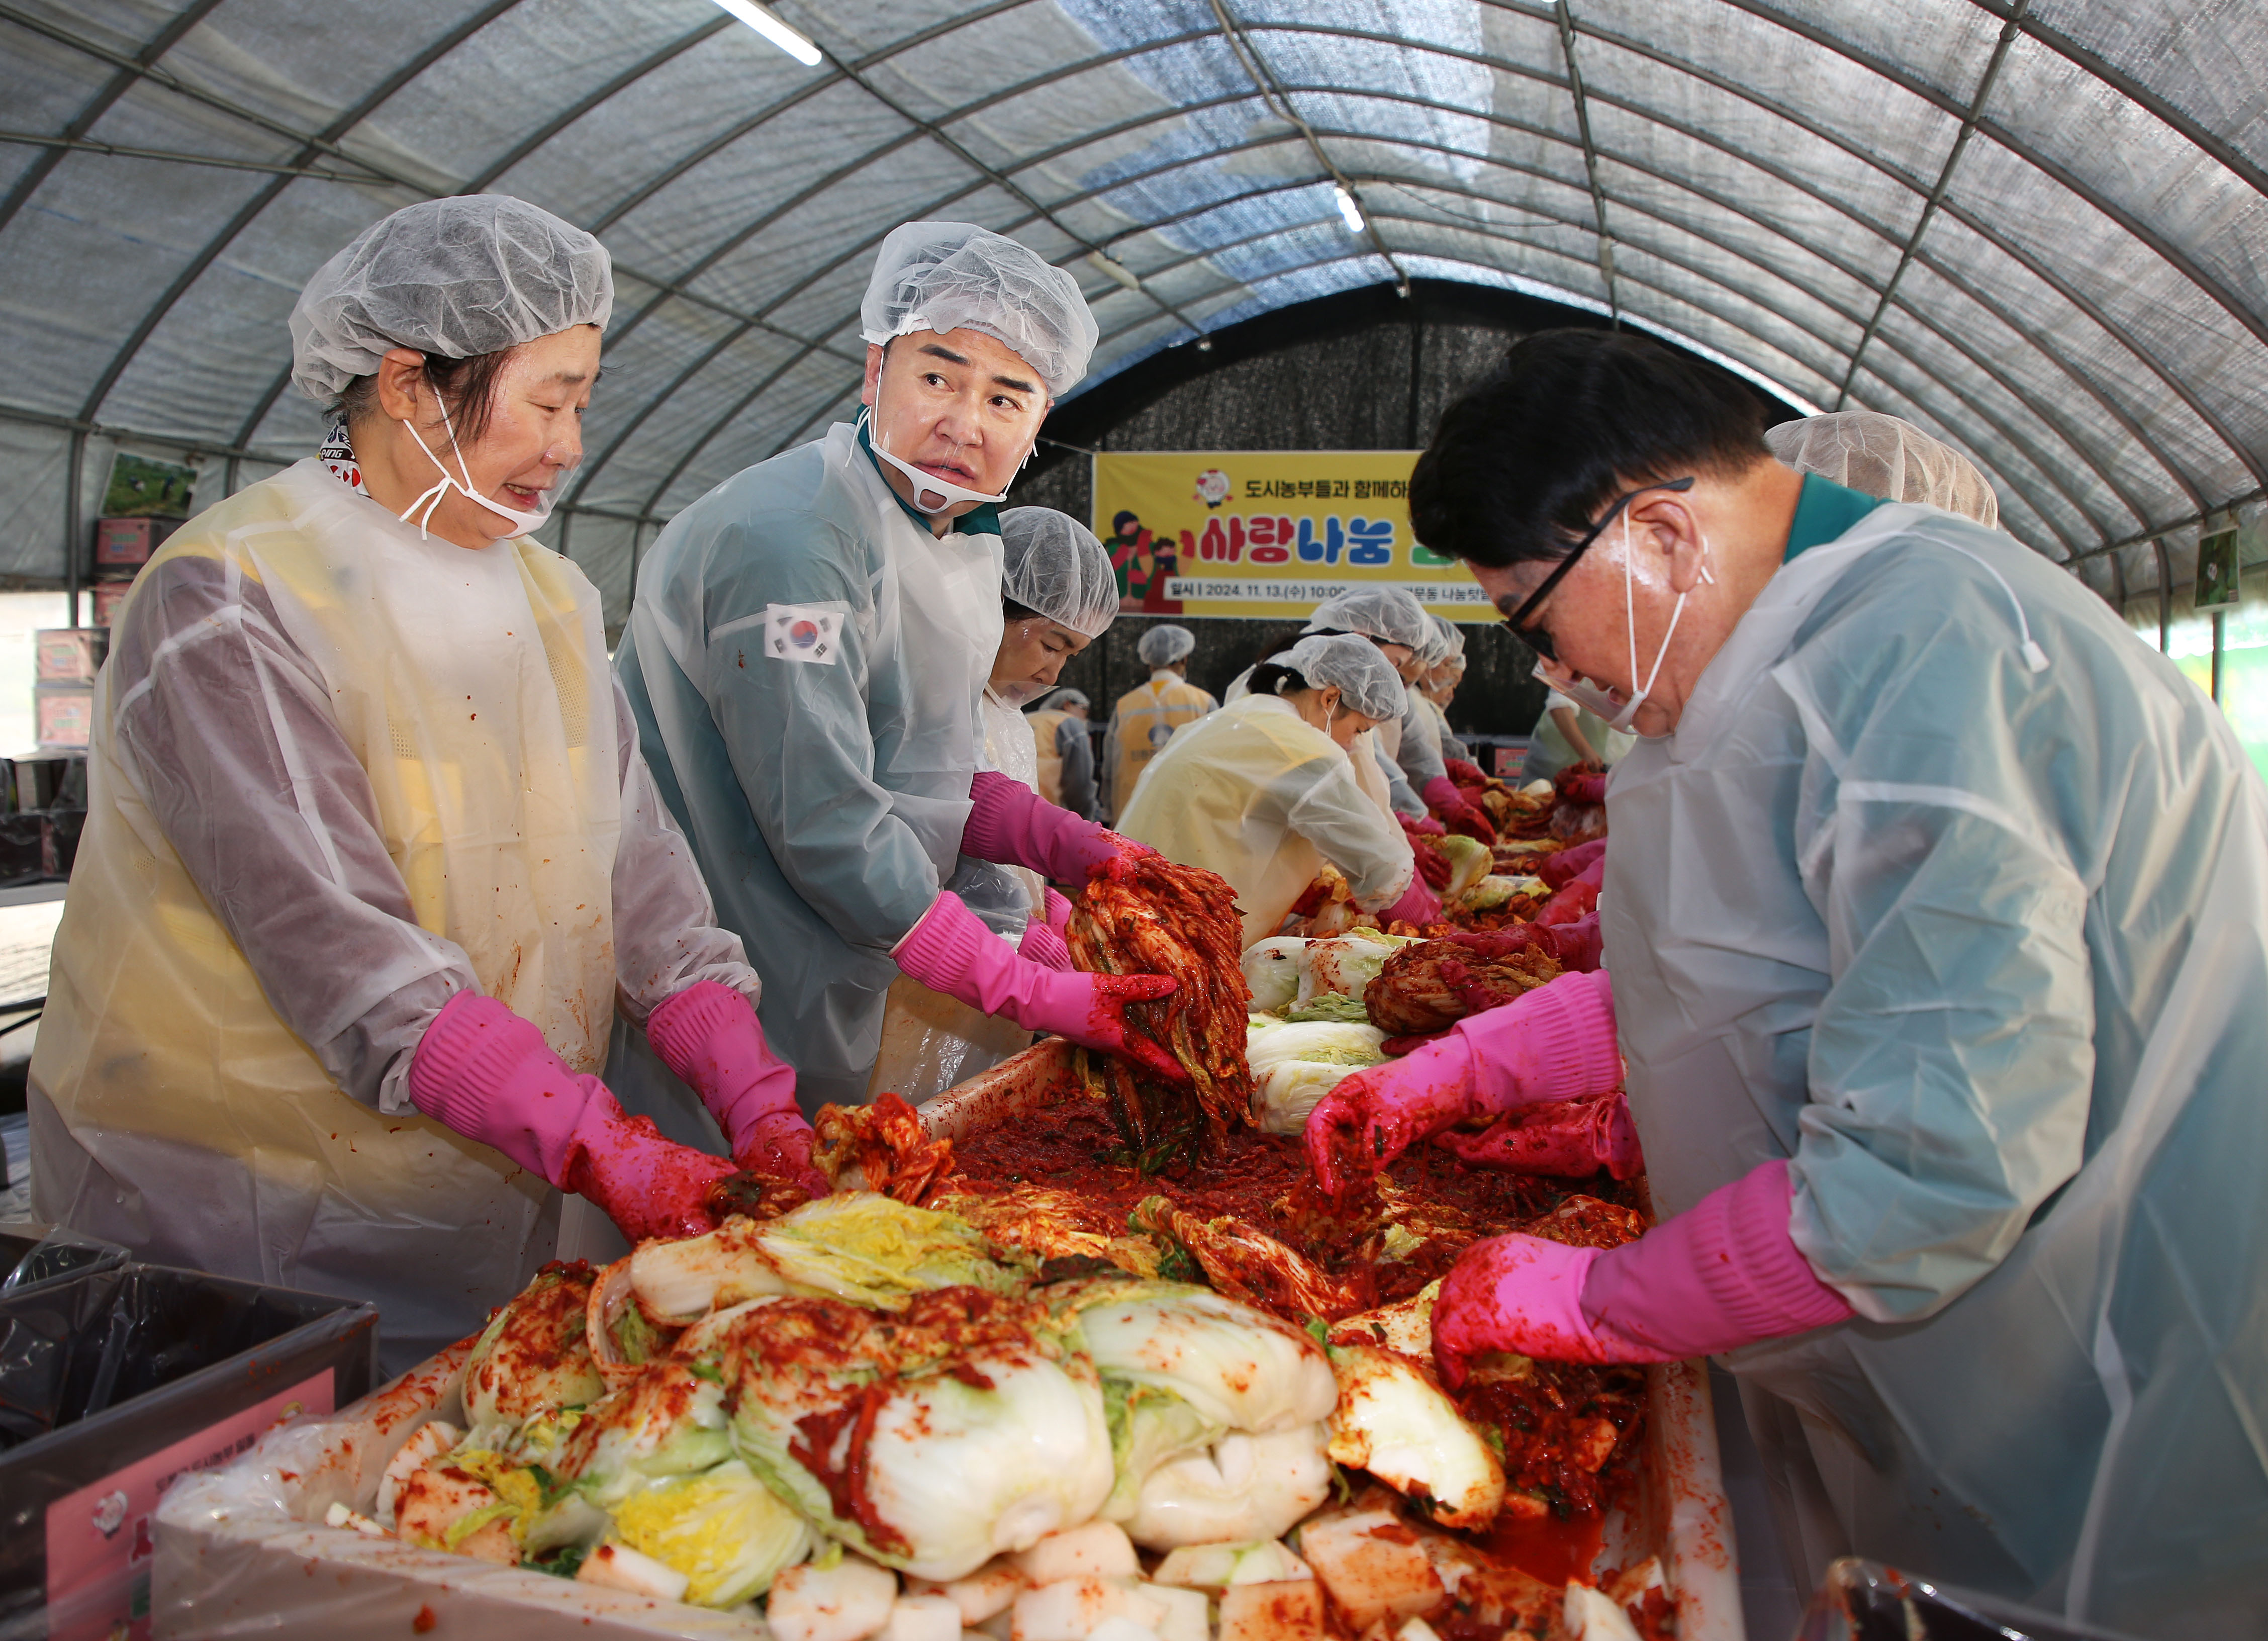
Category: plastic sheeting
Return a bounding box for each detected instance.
[0,1,2260,619]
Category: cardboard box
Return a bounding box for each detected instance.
[34,629,107,686]
[0,1265,377,1637]
[90,517,177,572]
[34,689,93,751]
[89,582,133,629]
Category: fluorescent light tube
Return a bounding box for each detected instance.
[1334,184,1365,234]
[1086,250,1144,292]
[710,0,822,65]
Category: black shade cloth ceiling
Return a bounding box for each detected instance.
[1,0,2260,620]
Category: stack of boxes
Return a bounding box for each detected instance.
[33,515,173,754]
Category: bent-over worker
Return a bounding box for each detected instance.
[1311,329,2268,1636]
[1118,635,1441,946]
[1104,622,1214,819]
[1026,687,1098,818]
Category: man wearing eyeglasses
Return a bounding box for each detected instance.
[1304,328,2268,1634]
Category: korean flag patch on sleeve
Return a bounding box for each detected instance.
[764,603,843,665]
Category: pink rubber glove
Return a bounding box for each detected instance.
[1304,969,1620,1195]
[1443,757,1489,789]
[895,892,1188,1084]
[1560,771,1608,806]
[1533,911,1602,972]
[963,770,1150,884]
[1422,776,1496,845]
[646,981,825,1196]
[1434,1089,1642,1179]
[1382,874,1443,927]
[1399,813,1447,839]
[1432,1160,1853,1377]
[1535,864,1601,927]
[1536,839,1604,890]
[1017,890,1076,971]
[408,993,743,1243]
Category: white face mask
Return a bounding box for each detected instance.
[860,342,1034,515]
[397,392,558,540]
[1541,512,1713,735]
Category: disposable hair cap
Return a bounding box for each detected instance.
[1138,624,1196,667]
[1000,507,1120,638]
[1272,633,1406,722]
[1766,411,1999,527]
[290,195,613,401]
[1303,585,1432,652]
[861,222,1097,398]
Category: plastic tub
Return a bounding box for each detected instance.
[1,1263,377,1639]
[0,1222,128,1298]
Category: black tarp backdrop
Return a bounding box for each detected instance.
[1005,278,1803,743]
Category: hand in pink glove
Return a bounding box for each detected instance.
[1560,771,1609,806]
[1443,757,1489,789]
[1017,889,1076,971]
[1422,776,1497,845]
[896,892,1187,1085]
[1382,874,1443,928]
[1535,838,1604,890]
[1431,1160,1853,1378]
[408,993,747,1243]
[1398,812,1447,839]
[1531,911,1602,972]
[1433,1089,1642,1179]
[963,770,1150,884]
[646,981,825,1197]
[1304,969,1621,1195]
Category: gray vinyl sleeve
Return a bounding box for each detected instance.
[1376,748,1428,817]
[1057,716,1099,819]
[108,557,756,1118]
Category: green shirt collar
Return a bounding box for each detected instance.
[858,420,1002,538]
[1784,471,1886,562]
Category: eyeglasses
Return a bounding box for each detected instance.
[1501,476,1696,663]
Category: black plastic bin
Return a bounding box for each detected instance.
[0,1263,377,1637]
[1802,1558,2148,1641]
[0,1223,127,1298]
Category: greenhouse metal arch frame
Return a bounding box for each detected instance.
[0,0,2259,618]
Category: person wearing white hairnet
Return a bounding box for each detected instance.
[1119,635,1438,946]
[1026,687,1097,818]
[29,197,812,1374]
[1306,589,1493,843]
[616,222,1184,1118]
[866,507,1119,1100]
[1420,614,1473,765]
[1312,328,2268,1636]
[1765,410,1999,526]
[1103,622,1215,819]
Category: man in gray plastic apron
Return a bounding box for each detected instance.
[615,223,1181,1122]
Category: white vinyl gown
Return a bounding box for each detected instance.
[1603,502,2268,1636]
[29,461,757,1374]
[614,421,1026,1117]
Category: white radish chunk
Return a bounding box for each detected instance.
[1011,1522,1140,1585]
[578,1542,692,1602]
[769,1557,901,1641]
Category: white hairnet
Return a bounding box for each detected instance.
[1033,687,1088,711]
[1766,412,1999,528]
[290,196,614,401]
[1000,508,1118,637]
[1138,624,1196,667]
[861,222,1098,398]
[1270,634,1406,722]
[1303,585,1432,652]
[1429,614,1466,661]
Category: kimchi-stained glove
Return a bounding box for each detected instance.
[408,992,744,1243]
[1432,1161,1853,1377]
[963,769,1150,883]
[895,891,1187,1084]
[646,980,825,1195]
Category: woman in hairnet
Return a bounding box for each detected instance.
[29,197,815,1373]
[1118,635,1439,946]
[866,507,1120,1099]
[617,222,1182,1116]
[1025,688,1098,818]
[1419,614,1471,765]
[1103,623,1215,819]
[1311,330,2268,1636]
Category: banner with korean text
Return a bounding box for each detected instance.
[1090,449,1486,620]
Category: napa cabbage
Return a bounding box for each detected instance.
[604,1458,810,1607]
